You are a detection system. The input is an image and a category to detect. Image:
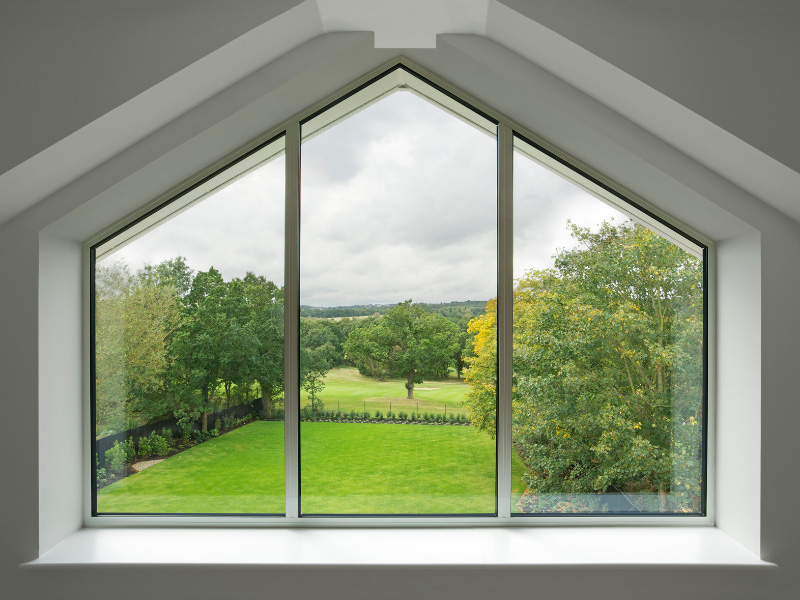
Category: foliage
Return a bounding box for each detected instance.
[104,439,134,476]
[344,301,460,399]
[465,221,704,512]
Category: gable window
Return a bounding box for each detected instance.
[89,61,708,521]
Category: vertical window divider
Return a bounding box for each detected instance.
[285,124,301,520]
[497,123,513,519]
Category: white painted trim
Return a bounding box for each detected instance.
[25,527,768,567]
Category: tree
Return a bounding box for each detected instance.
[241,273,284,419]
[94,261,132,434]
[171,268,230,431]
[465,221,704,512]
[344,301,460,399]
[300,320,339,411]
[95,259,184,433]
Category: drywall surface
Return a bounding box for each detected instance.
[1,32,798,600]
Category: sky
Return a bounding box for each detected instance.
[102,90,625,307]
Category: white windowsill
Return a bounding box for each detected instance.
[24,527,772,568]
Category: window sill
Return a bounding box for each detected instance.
[24,527,771,568]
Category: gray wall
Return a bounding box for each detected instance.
[1,27,798,600]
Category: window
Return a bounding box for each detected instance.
[89,61,708,522]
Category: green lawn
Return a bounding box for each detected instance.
[302,367,470,416]
[98,421,528,514]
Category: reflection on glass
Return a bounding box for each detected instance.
[510,136,704,514]
[93,141,285,514]
[299,86,497,515]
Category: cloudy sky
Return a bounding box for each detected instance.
[103,90,625,307]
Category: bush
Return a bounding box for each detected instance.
[191,430,212,443]
[105,441,127,476]
[122,437,136,461]
[386,410,394,419]
[361,411,371,420]
[210,428,220,437]
[138,435,152,458]
[95,454,107,487]
[374,410,383,420]
[422,413,430,422]
[397,411,408,421]
[175,410,197,441]
[160,427,174,441]
[409,413,417,422]
[349,409,357,421]
[150,432,171,456]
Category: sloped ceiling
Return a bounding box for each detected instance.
[1,0,798,227]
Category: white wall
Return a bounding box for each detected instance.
[1,32,798,599]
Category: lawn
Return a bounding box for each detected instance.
[98,421,528,514]
[302,367,470,417]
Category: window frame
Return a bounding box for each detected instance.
[84,57,714,527]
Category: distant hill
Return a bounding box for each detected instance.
[300,300,489,320]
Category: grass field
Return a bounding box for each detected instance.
[98,421,528,514]
[301,367,470,416]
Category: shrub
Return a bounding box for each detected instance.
[398,411,408,421]
[175,410,196,441]
[409,413,417,422]
[386,410,394,419]
[122,437,136,461]
[150,432,171,456]
[105,441,127,476]
[160,427,174,441]
[95,454,107,487]
[422,412,430,422]
[361,411,371,420]
[191,430,212,443]
[435,414,444,423]
[138,435,152,458]
[210,428,220,437]
[374,410,383,420]
[349,409,357,421]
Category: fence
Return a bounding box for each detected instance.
[95,400,261,468]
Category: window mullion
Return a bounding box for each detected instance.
[497,123,513,519]
[285,124,301,519]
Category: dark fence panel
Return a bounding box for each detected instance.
[95,400,261,468]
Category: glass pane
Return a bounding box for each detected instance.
[300,82,497,515]
[510,136,704,514]
[93,138,286,514]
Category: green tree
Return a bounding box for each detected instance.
[94,261,132,434]
[344,301,460,399]
[241,273,284,419]
[465,221,703,511]
[171,268,229,431]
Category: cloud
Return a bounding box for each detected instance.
[102,90,628,307]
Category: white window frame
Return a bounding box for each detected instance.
[84,57,715,527]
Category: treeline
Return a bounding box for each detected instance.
[300,300,486,320]
[95,257,480,436]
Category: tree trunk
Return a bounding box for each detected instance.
[406,373,414,399]
[260,382,272,419]
[201,384,209,431]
